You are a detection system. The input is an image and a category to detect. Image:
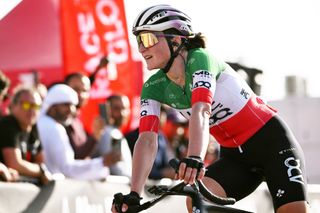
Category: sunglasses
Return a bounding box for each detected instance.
[136,32,182,49]
[20,101,41,111]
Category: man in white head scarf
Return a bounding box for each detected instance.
[40,84,78,125]
[37,84,120,180]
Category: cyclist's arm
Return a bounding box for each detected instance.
[179,66,216,184]
[130,98,161,194]
[178,101,210,184]
[188,101,211,159]
[131,131,158,194]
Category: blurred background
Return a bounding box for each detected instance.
[1,0,320,100]
[125,0,320,100]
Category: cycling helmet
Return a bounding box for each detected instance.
[132,4,194,36]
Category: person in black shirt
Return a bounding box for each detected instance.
[0,86,51,185]
[0,71,19,182]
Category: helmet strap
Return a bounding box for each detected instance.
[162,39,186,74]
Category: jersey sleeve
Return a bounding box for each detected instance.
[139,72,166,133]
[139,99,161,133]
[188,49,227,105]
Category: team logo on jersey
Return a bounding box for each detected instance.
[193,81,211,90]
[140,99,149,117]
[193,70,212,79]
[140,99,149,106]
[176,101,234,125]
[169,94,175,99]
[279,147,296,155]
[209,101,233,125]
[144,77,166,88]
[240,88,250,99]
[192,70,213,90]
[188,58,196,66]
[276,189,285,198]
[140,99,161,118]
[284,157,304,185]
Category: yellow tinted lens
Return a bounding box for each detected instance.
[21,102,31,110]
[33,104,41,110]
[138,33,159,48]
[21,102,40,111]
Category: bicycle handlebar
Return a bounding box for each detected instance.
[168,158,236,205]
[126,158,237,212]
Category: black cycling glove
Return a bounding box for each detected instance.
[180,156,205,176]
[113,191,142,213]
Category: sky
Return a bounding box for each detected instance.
[124,0,320,101]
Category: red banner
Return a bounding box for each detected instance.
[60,0,143,133]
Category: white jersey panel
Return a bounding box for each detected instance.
[177,67,254,126]
[140,99,161,118]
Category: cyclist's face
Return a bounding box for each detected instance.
[138,31,170,70]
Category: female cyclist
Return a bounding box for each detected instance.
[112,4,309,213]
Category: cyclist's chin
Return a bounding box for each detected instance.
[146,63,157,70]
[146,61,163,71]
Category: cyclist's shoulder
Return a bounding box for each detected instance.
[188,48,209,60]
[188,48,220,59]
[187,48,227,75]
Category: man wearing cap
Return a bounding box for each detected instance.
[37,84,120,180]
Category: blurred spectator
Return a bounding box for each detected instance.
[0,86,51,185]
[0,162,19,182]
[37,84,120,180]
[204,136,220,167]
[164,109,220,166]
[64,72,105,159]
[163,109,189,160]
[0,71,11,117]
[0,71,10,102]
[125,106,175,180]
[31,69,47,100]
[93,94,132,177]
[0,71,19,182]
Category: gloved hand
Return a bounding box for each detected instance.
[180,156,205,177]
[177,156,205,184]
[112,191,142,213]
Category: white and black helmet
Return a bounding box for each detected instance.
[132,4,194,36]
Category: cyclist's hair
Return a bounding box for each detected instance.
[163,29,206,50]
[186,33,206,49]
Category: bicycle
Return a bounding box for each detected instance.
[114,158,254,213]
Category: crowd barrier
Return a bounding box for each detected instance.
[0,177,319,213]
